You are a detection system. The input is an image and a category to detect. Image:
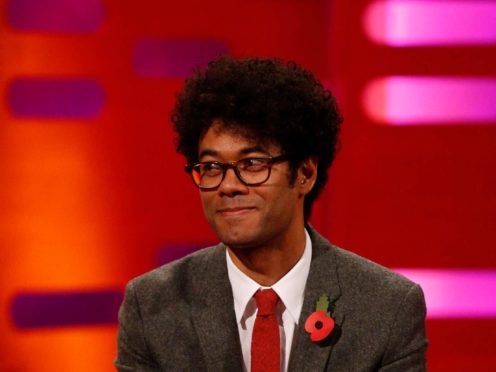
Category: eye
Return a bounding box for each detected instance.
[199,162,223,177]
[240,158,269,172]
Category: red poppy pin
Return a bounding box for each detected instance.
[304,294,335,342]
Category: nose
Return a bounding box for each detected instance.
[217,167,249,197]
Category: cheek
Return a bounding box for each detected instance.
[262,188,299,218]
[199,194,215,219]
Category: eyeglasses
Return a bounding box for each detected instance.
[185,155,288,190]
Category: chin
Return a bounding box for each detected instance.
[218,232,253,249]
[213,225,259,249]
[210,215,252,240]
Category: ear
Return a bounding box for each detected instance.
[296,157,318,196]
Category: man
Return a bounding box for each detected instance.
[115,56,428,371]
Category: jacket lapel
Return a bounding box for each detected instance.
[190,244,244,371]
[289,227,344,372]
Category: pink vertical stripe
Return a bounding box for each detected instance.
[364,1,496,46]
[395,269,496,319]
[363,76,496,125]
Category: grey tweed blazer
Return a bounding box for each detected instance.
[116,227,428,371]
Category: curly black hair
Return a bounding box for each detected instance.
[171,55,343,220]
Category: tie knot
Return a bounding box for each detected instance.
[254,289,279,316]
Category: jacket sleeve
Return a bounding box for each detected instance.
[379,284,428,371]
[115,281,159,371]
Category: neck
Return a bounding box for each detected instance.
[227,227,306,286]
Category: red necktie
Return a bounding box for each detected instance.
[251,289,280,372]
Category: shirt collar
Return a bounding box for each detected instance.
[226,229,312,325]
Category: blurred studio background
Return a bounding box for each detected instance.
[1,0,495,370]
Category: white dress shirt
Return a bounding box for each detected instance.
[226,229,312,372]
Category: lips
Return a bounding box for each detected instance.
[217,206,255,216]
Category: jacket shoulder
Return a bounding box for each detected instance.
[333,244,416,293]
[126,244,224,308]
[309,226,419,300]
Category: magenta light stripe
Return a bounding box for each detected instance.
[11,290,122,328]
[133,38,229,78]
[362,76,496,125]
[6,0,103,33]
[395,269,496,319]
[7,78,105,119]
[364,1,496,46]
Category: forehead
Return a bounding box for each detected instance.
[198,123,280,157]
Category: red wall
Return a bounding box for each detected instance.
[1,0,495,370]
[327,1,496,369]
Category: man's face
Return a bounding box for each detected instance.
[197,124,305,250]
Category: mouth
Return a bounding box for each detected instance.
[217,207,255,217]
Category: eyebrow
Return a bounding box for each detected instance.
[198,145,271,160]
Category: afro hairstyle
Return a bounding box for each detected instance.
[171,55,343,220]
